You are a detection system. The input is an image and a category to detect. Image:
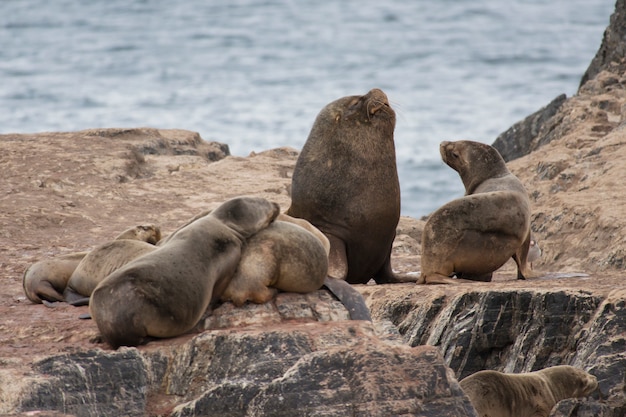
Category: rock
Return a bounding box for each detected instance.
[580,0,626,88]
[3,1,626,415]
[492,93,567,161]
[362,284,626,417]
[3,312,477,417]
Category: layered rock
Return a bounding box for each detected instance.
[362,284,626,417]
[2,292,477,417]
[2,1,626,416]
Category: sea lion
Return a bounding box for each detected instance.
[220,214,329,306]
[113,223,161,244]
[419,140,532,284]
[23,251,89,304]
[89,196,280,348]
[287,88,411,284]
[459,365,598,417]
[63,224,161,304]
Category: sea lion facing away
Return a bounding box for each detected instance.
[287,88,411,285]
[419,140,532,284]
[89,196,280,348]
[459,365,598,417]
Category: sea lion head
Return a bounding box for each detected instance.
[440,140,510,194]
[210,196,280,238]
[541,365,598,399]
[115,224,162,244]
[309,88,396,147]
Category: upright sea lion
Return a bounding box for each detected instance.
[89,196,280,348]
[63,224,161,304]
[419,140,532,284]
[287,88,411,284]
[220,214,329,306]
[459,365,598,417]
[23,252,89,304]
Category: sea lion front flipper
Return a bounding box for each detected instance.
[322,277,372,321]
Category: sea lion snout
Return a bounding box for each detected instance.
[365,88,392,116]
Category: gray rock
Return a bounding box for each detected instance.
[492,93,567,161]
[369,287,626,417]
[580,0,626,88]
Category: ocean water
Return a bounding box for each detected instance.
[0,0,614,218]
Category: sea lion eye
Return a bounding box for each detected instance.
[349,99,359,108]
[452,152,460,159]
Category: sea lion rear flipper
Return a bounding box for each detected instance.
[68,296,91,307]
[322,277,372,321]
[64,288,90,306]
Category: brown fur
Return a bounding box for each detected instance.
[287,88,410,284]
[419,140,532,284]
[221,215,329,306]
[114,223,161,244]
[64,224,162,303]
[459,365,598,417]
[23,252,89,303]
[89,197,279,348]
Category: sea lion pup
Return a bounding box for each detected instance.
[89,196,280,348]
[220,214,330,306]
[419,140,532,284]
[287,88,413,284]
[23,251,89,304]
[459,365,598,417]
[63,224,162,305]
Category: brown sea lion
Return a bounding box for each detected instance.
[113,223,161,244]
[419,140,532,284]
[220,214,329,306]
[287,88,411,285]
[63,224,161,304]
[23,252,89,304]
[89,196,280,348]
[459,365,598,417]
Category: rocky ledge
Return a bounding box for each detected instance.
[2,1,626,416]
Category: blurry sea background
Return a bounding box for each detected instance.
[0,0,615,218]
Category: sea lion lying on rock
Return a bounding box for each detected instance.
[419,140,532,284]
[23,251,89,304]
[221,214,329,306]
[64,224,161,304]
[22,224,161,304]
[89,196,280,348]
[459,365,598,417]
